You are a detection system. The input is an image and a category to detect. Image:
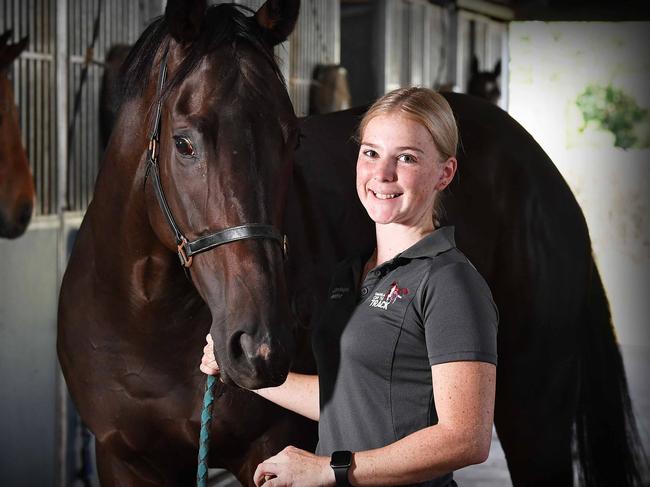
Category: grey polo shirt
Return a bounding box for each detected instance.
[312,226,498,487]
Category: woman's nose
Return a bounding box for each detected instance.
[373,158,396,182]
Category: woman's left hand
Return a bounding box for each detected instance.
[253,446,335,487]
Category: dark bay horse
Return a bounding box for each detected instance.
[58,1,646,486]
[468,55,501,105]
[0,30,34,239]
[58,2,315,485]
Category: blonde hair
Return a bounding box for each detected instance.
[358,87,458,161]
[358,87,458,226]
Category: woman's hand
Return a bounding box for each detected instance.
[253,446,335,487]
[199,334,220,376]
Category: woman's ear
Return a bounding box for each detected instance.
[255,0,300,46]
[436,157,457,191]
[165,0,207,43]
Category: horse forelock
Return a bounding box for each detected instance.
[120,3,284,113]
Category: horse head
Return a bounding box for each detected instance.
[468,55,501,105]
[125,0,301,390]
[0,30,34,239]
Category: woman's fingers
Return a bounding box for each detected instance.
[200,334,220,376]
[254,462,280,486]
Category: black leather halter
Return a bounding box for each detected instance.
[144,45,287,268]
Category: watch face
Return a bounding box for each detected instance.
[331,450,352,468]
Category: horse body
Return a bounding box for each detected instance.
[0,30,34,238]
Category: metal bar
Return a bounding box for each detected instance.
[457,0,513,21]
[36,51,44,215]
[375,0,386,96]
[50,0,56,215]
[500,24,509,111]
[55,0,69,482]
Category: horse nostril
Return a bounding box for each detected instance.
[238,333,254,359]
[234,332,275,363]
[17,202,32,227]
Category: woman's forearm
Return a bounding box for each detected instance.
[253,372,320,421]
[348,422,491,486]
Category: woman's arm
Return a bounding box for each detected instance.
[253,360,496,486]
[200,334,320,421]
[348,361,496,485]
[255,372,320,421]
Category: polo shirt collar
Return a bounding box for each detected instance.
[399,225,456,259]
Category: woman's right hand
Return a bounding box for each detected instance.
[199,334,220,376]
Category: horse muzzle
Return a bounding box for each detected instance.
[221,329,294,390]
[0,200,32,238]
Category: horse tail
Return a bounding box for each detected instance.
[575,260,648,486]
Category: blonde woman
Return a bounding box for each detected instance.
[202,87,498,487]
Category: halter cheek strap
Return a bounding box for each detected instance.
[144,44,288,268]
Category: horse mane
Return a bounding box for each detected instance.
[119,3,284,105]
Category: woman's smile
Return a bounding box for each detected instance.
[368,189,403,200]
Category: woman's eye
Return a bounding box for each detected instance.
[397,153,416,163]
[363,149,378,158]
[173,136,196,157]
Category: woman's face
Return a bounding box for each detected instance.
[356,113,456,230]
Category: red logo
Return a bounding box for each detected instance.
[384,281,409,304]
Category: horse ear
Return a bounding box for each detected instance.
[0,30,13,47]
[0,34,28,72]
[471,55,479,75]
[165,0,207,43]
[255,0,300,46]
[494,59,501,77]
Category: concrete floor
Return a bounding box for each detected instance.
[209,344,649,486]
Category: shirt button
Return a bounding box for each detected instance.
[360,287,369,296]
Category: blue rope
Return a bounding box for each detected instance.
[197,374,217,487]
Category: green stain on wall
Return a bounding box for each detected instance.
[576,84,650,150]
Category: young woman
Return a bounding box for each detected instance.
[201,87,498,487]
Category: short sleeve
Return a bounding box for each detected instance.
[420,261,498,366]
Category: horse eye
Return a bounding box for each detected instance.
[173,135,195,157]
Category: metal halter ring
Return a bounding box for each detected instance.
[177,237,193,268]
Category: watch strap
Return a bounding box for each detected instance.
[330,450,352,486]
[333,465,351,487]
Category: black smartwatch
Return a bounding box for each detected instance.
[330,450,352,486]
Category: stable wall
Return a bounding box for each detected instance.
[0,223,60,485]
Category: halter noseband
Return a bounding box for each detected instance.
[144,45,288,268]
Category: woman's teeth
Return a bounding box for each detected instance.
[372,190,401,200]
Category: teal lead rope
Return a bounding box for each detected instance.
[197,374,217,487]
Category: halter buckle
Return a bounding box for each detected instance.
[177,238,193,268]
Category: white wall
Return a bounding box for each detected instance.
[508,22,650,347]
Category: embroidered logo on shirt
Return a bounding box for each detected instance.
[369,281,409,310]
[329,287,350,300]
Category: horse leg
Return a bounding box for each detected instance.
[495,354,579,486]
